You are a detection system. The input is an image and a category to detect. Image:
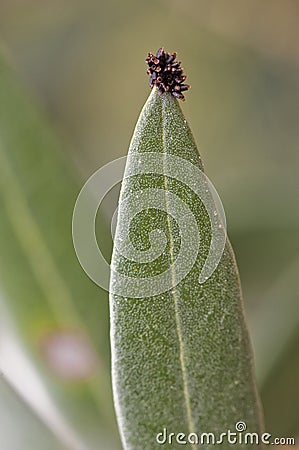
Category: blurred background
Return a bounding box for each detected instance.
[0,0,298,449]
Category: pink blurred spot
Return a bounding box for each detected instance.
[41,329,97,381]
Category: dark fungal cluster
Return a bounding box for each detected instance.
[146,48,190,101]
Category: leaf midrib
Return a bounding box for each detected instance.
[161,95,196,444]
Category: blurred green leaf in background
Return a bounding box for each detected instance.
[0,0,299,448]
[0,52,119,449]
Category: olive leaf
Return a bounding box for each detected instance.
[110,88,264,449]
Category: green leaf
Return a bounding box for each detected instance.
[0,52,119,449]
[110,88,264,449]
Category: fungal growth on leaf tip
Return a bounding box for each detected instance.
[146,47,190,101]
